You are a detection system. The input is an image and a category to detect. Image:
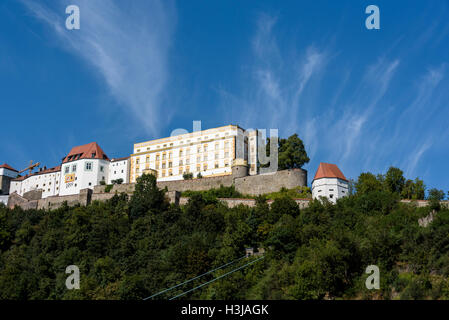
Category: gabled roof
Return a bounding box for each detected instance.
[313,163,348,182]
[0,163,18,172]
[11,165,61,182]
[62,142,109,163]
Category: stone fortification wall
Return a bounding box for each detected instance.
[8,168,309,210]
[234,169,307,196]
[157,175,234,192]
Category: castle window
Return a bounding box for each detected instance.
[85,162,93,171]
[64,166,70,174]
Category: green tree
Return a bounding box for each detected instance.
[427,188,445,211]
[355,172,383,195]
[129,173,168,220]
[278,134,310,170]
[385,167,405,195]
[263,134,309,170]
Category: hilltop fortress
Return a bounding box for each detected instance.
[2,124,314,210]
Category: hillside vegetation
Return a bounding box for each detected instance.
[0,168,448,300]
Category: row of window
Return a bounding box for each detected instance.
[63,162,104,174]
[135,132,233,153]
[135,160,230,174]
[136,152,232,166]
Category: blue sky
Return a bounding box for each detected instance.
[1,0,448,192]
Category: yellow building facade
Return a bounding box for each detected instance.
[130,125,260,183]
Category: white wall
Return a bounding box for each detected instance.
[9,171,60,199]
[59,159,109,196]
[108,159,129,184]
[312,177,349,204]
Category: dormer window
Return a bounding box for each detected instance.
[91,153,96,158]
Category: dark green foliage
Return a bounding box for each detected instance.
[182,185,244,201]
[385,167,406,195]
[401,178,426,200]
[128,173,169,221]
[262,134,310,170]
[111,178,124,185]
[183,172,193,180]
[427,188,445,211]
[0,168,448,300]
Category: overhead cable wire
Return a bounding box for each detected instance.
[143,255,246,300]
[169,255,265,300]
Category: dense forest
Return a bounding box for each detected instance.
[0,168,448,300]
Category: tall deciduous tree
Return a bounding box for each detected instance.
[385,167,406,195]
[129,173,168,220]
[263,134,309,170]
[355,172,383,195]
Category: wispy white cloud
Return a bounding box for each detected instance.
[219,13,327,157]
[20,0,176,136]
[217,12,415,180]
[404,141,432,178]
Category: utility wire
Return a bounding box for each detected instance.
[143,255,246,300]
[169,255,265,300]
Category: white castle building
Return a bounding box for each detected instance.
[9,142,130,199]
[312,162,349,203]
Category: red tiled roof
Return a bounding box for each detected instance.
[62,142,109,163]
[313,163,348,182]
[11,165,61,182]
[0,163,18,172]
